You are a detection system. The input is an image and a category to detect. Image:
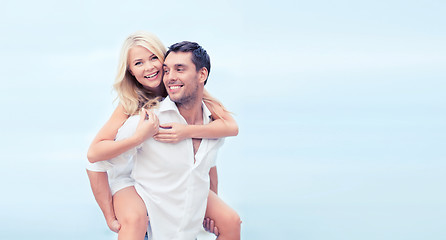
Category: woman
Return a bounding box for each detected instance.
[86,31,241,240]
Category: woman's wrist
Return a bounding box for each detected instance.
[128,134,145,146]
[182,125,193,139]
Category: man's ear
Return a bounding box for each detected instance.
[198,67,208,84]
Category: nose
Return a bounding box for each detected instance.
[165,70,178,82]
[144,61,155,72]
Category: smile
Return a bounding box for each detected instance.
[144,72,159,79]
[169,86,182,90]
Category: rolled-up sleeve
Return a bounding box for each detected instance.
[86,161,113,172]
[207,138,225,167]
[85,116,141,172]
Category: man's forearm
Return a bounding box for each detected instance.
[86,170,116,223]
[209,166,218,194]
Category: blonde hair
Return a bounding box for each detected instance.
[113,31,167,115]
[203,88,231,120]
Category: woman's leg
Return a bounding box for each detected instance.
[113,186,149,240]
[205,191,242,240]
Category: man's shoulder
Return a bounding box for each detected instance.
[118,99,168,137]
[122,114,140,126]
[116,115,140,139]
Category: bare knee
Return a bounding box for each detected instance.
[119,212,148,229]
[217,211,241,240]
[226,211,241,229]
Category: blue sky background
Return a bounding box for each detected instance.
[0,0,445,239]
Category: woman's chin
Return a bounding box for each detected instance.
[143,83,163,94]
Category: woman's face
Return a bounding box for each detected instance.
[128,45,164,92]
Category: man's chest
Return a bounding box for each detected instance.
[192,138,202,157]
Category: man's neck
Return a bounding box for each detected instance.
[177,92,204,125]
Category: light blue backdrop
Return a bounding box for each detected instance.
[0,0,445,239]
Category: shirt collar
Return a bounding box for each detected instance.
[159,96,212,124]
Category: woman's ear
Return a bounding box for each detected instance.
[129,69,134,76]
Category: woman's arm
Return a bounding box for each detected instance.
[154,111,238,143]
[186,104,239,138]
[87,105,159,163]
[154,95,238,143]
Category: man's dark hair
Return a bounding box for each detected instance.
[166,41,211,85]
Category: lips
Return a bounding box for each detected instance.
[144,71,159,79]
[167,83,184,93]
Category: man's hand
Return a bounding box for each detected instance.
[107,218,121,233]
[203,217,219,236]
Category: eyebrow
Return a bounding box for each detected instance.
[163,63,187,68]
[132,54,156,63]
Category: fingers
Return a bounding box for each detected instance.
[150,111,160,126]
[153,134,178,143]
[140,110,159,128]
[159,123,173,129]
[116,220,121,230]
[139,108,147,123]
[202,218,218,236]
[146,110,154,122]
[203,217,210,232]
[140,109,158,122]
[146,109,153,121]
[110,219,121,233]
[204,218,218,235]
[154,139,175,143]
[209,219,215,234]
[214,226,219,236]
[144,108,150,120]
[153,127,176,143]
[156,128,173,135]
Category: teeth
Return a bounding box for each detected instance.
[170,86,181,90]
[145,72,158,78]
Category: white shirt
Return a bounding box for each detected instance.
[87,97,224,240]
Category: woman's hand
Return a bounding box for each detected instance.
[154,122,189,143]
[132,108,159,144]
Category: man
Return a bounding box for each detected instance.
[133,41,225,239]
[88,41,240,239]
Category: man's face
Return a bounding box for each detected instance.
[163,52,202,105]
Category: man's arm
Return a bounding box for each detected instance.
[86,170,121,233]
[86,112,150,232]
[204,166,219,235]
[209,166,218,194]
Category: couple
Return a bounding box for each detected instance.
[86,31,241,240]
